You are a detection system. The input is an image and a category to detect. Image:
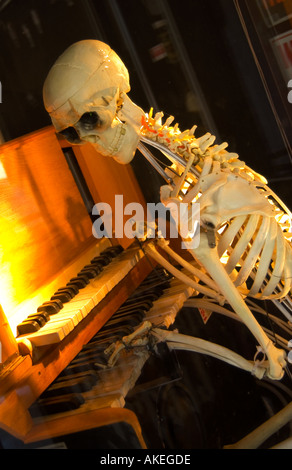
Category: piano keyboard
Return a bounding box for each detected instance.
[28,266,195,424]
[16,244,144,348]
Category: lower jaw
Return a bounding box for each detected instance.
[108,124,140,163]
[107,123,127,155]
[86,123,140,164]
[113,131,140,164]
[85,124,125,154]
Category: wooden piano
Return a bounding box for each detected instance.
[0,126,194,449]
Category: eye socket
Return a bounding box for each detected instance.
[59,127,81,144]
[203,221,215,230]
[79,112,100,131]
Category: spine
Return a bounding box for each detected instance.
[140,109,241,168]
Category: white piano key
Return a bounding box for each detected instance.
[25,329,66,346]
[144,276,195,327]
[58,304,85,322]
[67,294,95,315]
[48,310,81,327]
[24,318,74,346]
[75,280,109,306]
[61,300,89,319]
[17,247,145,348]
[147,302,178,317]
[43,317,75,334]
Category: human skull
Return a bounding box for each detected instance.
[43,40,145,164]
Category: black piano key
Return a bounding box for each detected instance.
[104,315,143,330]
[77,271,94,281]
[83,264,102,274]
[65,283,79,295]
[120,298,154,308]
[116,302,153,314]
[97,251,116,263]
[90,256,109,267]
[41,375,97,398]
[51,299,64,309]
[145,267,170,280]
[51,292,72,303]
[37,300,63,314]
[89,262,104,272]
[139,275,171,288]
[54,287,75,299]
[30,394,85,417]
[82,264,100,272]
[75,272,92,282]
[135,276,168,288]
[112,313,145,326]
[61,360,104,374]
[28,312,50,322]
[83,337,116,350]
[140,275,171,286]
[94,254,112,264]
[68,361,107,374]
[114,306,146,317]
[77,268,99,280]
[17,320,41,335]
[66,282,79,295]
[133,286,167,299]
[103,245,123,256]
[22,315,46,328]
[81,267,100,276]
[73,349,108,364]
[92,326,134,342]
[122,294,157,307]
[69,352,107,368]
[69,277,89,288]
[55,370,99,384]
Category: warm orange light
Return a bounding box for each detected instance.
[0,128,95,333]
[0,160,7,180]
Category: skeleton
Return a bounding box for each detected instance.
[43,39,292,384]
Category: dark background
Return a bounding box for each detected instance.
[0,0,291,206]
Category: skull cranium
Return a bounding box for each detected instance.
[43,40,145,164]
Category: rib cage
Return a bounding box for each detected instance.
[218,214,292,300]
[140,111,292,305]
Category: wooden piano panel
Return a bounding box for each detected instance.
[0,126,94,322]
[72,141,147,249]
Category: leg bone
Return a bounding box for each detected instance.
[191,232,286,380]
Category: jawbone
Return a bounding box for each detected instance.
[90,121,140,164]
